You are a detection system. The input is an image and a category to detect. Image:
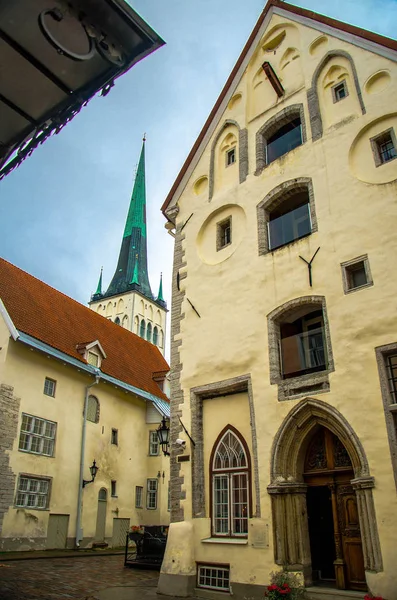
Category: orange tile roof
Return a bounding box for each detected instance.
[0,257,169,401]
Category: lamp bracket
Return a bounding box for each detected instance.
[178,416,196,447]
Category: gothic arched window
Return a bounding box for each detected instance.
[146,322,152,342]
[87,395,100,423]
[114,316,120,325]
[211,427,250,537]
[153,326,158,346]
[140,319,146,338]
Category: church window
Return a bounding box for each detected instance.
[44,377,56,397]
[159,329,164,348]
[140,319,146,338]
[371,128,397,167]
[266,117,302,165]
[134,316,139,334]
[226,148,236,166]
[122,315,129,329]
[341,255,373,294]
[114,316,121,325]
[211,427,250,537]
[146,322,152,342]
[332,80,348,102]
[153,326,158,346]
[217,217,232,251]
[87,395,100,423]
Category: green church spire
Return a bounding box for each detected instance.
[157,272,164,302]
[92,267,103,299]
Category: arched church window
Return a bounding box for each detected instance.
[211,427,250,537]
[153,326,158,346]
[159,329,164,348]
[122,315,129,329]
[146,322,152,342]
[140,319,146,338]
[114,317,120,325]
[134,316,139,334]
[87,395,100,423]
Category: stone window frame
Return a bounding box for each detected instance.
[375,342,397,490]
[209,119,248,201]
[267,295,334,402]
[307,50,365,142]
[256,177,318,257]
[216,216,232,252]
[341,254,373,294]
[370,127,397,168]
[209,425,252,538]
[331,79,349,103]
[190,374,261,521]
[255,103,307,175]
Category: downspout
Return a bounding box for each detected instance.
[75,373,100,548]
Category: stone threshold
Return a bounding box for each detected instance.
[305,587,365,600]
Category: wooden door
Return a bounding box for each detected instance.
[95,488,107,541]
[47,514,69,549]
[112,518,130,548]
[337,484,366,591]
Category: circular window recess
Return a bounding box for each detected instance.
[349,113,397,185]
[228,93,242,110]
[262,29,286,52]
[309,35,328,56]
[365,71,391,95]
[196,204,246,265]
[193,176,209,196]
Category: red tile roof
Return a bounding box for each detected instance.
[161,0,397,215]
[0,258,169,401]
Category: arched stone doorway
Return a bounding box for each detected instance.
[268,398,383,589]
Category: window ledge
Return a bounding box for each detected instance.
[201,537,248,545]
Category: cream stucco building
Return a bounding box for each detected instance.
[0,257,170,551]
[158,1,397,599]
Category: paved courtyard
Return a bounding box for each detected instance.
[0,555,160,600]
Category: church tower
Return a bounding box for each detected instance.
[89,139,167,355]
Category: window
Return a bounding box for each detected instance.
[111,480,117,497]
[265,117,302,165]
[87,395,100,423]
[216,217,232,251]
[87,351,99,367]
[111,428,118,445]
[226,148,236,166]
[371,128,397,167]
[341,255,373,293]
[146,479,158,509]
[280,309,327,379]
[268,190,311,251]
[153,326,158,346]
[114,316,121,325]
[140,319,146,338]
[146,322,152,342]
[135,486,143,508]
[332,80,348,102]
[18,414,56,457]
[375,343,397,490]
[149,431,159,456]
[15,475,51,509]
[197,565,230,592]
[211,428,250,537]
[44,377,56,397]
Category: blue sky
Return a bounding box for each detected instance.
[0,0,396,358]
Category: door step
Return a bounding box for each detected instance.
[305,587,365,600]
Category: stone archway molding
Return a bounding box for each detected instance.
[209,119,248,200]
[268,397,383,575]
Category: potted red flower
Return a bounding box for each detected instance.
[264,571,304,599]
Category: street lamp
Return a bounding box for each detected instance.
[157,417,170,457]
[83,459,99,488]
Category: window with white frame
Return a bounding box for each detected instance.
[146,479,158,509]
[149,431,159,456]
[15,475,51,509]
[135,486,143,508]
[211,428,250,537]
[44,377,56,397]
[197,564,230,592]
[18,414,56,457]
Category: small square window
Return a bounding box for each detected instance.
[332,80,348,102]
[370,128,397,167]
[44,378,56,397]
[111,428,118,445]
[226,148,236,166]
[135,485,143,508]
[111,480,117,497]
[216,217,232,251]
[341,255,373,294]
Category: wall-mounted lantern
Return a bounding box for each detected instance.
[157,417,170,457]
[83,459,99,488]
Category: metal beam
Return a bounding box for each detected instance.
[0,93,37,125]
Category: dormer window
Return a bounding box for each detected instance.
[76,340,106,369]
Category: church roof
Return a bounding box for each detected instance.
[0,257,169,401]
[161,0,397,216]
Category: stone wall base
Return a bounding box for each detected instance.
[157,573,196,598]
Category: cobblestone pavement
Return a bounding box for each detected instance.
[0,555,159,600]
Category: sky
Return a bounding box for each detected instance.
[0,0,396,360]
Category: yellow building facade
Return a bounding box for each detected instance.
[159,1,397,599]
[0,258,170,551]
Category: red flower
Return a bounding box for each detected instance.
[267,584,278,591]
[278,587,291,595]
